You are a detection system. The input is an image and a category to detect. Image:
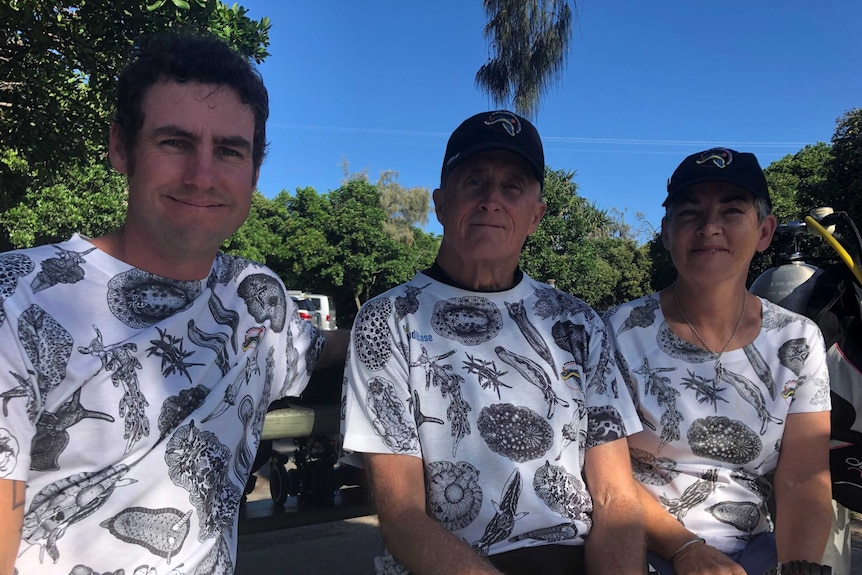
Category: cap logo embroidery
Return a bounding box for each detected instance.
[695,148,733,169]
[484,111,521,137]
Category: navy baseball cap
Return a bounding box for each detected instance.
[440,110,544,188]
[665,147,771,208]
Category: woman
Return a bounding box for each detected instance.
[604,148,832,575]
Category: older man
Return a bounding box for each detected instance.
[342,110,646,574]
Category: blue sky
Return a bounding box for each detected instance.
[240,1,862,239]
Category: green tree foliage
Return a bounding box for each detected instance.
[825,108,862,226]
[0,157,127,247]
[521,167,651,310]
[377,170,431,245]
[476,0,574,118]
[764,143,831,224]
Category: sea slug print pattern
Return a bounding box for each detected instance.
[615,295,660,335]
[0,370,38,421]
[633,357,682,450]
[532,286,592,320]
[77,325,148,452]
[532,460,590,520]
[778,338,810,376]
[505,299,556,373]
[426,460,483,530]
[407,389,444,428]
[207,290,240,354]
[687,416,762,465]
[164,421,241,540]
[367,376,419,453]
[660,468,721,522]
[472,469,526,556]
[194,534,233,575]
[305,326,325,374]
[730,468,773,501]
[477,403,553,462]
[584,405,625,448]
[354,297,394,371]
[158,385,209,441]
[705,500,762,535]
[394,282,430,320]
[718,368,783,435]
[656,322,713,364]
[461,353,510,399]
[551,320,587,388]
[431,296,502,345]
[31,388,114,471]
[0,427,19,477]
[629,447,679,486]
[187,320,231,377]
[22,464,136,564]
[237,273,287,333]
[20,304,73,399]
[100,507,192,561]
[411,347,471,456]
[509,522,578,543]
[31,245,95,293]
[495,346,569,418]
[107,269,200,329]
[0,252,35,325]
[146,327,205,382]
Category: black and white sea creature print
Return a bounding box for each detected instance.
[146,327,205,383]
[532,460,591,520]
[630,447,679,486]
[510,521,579,543]
[472,469,526,556]
[584,405,626,448]
[1,370,38,422]
[78,325,148,453]
[551,320,587,388]
[207,290,240,354]
[718,367,783,435]
[394,282,430,320]
[633,356,682,450]
[761,304,797,332]
[616,295,660,335]
[194,533,233,575]
[656,322,714,363]
[730,468,773,501]
[411,346,471,456]
[165,421,241,540]
[679,369,728,410]
[687,416,762,465]
[495,346,569,419]
[505,299,556,373]
[462,353,511,399]
[755,439,782,472]
[585,332,615,397]
[31,388,114,471]
[0,427,19,478]
[31,245,96,293]
[532,286,592,320]
[211,252,254,287]
[187,319,231,377]
[743,344,777,401]
[660,467,721,522]
[158,385,209,441]
[705,500,762,536]
[353,297,394,371]
[426,460,483,530]
[233,396,255,483]
[20,304,73,400]
[0,252,35,326]
[778,338,810,376]
[431,296,503,345]
[806,375,831,410]
[237,273,287,332]
[367,376,419,453]
[477,403,553,463]
[22,464,136,564]
[407,389,444,428]
[100,506,192,562]
[107,269,201,329]
[305,326,326,374]
[555,399,586,462]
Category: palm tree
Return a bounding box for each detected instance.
[476,0,575,119]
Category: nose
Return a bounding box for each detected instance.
[696,209,723,235]
[477,182,504,210]
[183,149,216,190]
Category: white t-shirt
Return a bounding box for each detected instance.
[0,234,323,574]
[342,271,641,571]
[604,293,830,554]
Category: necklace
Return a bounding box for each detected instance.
[673,284,747,378]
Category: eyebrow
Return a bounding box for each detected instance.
[150,125,252,152]
[675,192,751,206]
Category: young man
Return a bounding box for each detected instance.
[0,32,347,574]
[341,110,646,574]
[604,148,832,574]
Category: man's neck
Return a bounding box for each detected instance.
[427,258,522,292]
[90,227,215,281]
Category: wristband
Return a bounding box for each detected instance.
[670,537,706,563]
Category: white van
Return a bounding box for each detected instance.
[287,291,337,330]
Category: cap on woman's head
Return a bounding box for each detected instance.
[440,110,544,188]
[665,147,771,208]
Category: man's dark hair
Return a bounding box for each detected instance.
[114,31,269,172]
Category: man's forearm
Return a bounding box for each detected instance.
[775,480,832,564]
[0,479,25,575]
[584,494,646,573]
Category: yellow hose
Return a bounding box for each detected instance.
[804,215,862,285]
